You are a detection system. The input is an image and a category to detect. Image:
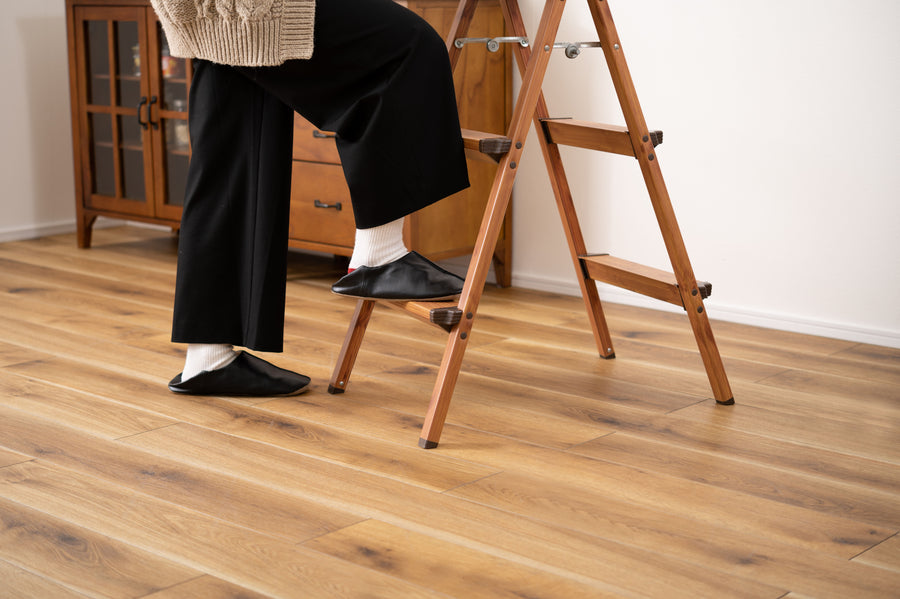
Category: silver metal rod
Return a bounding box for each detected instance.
[454,37,529,51]
[454,37,601,59]
[555,41,603,58]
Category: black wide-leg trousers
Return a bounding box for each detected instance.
[172,0,470,352]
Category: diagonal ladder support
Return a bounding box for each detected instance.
[417,0,572,449]
[586,0,733,404]
[329,0,734,449]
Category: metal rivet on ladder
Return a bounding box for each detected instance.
[614,43,620,50]
[697,306,704,314]
[466,312,473,319]
[648,154,655,161]
[692,288,698,296]
[642,135,649,143]
[516,142,522,149]
[544,45,551,52]
[461,332,468,339]
[510,162,517,169]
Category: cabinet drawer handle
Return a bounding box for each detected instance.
[312,130,336,139]
[314,199,342,211]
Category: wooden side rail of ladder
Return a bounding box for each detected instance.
[328,0,734,449]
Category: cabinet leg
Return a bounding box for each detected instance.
[77,214,97,249]
[492,249,511,288]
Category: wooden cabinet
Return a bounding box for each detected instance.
[67,0,512,285]
[66,0,193,248]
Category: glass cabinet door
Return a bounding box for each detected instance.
[149,18,192,220]
[75,7,154,217]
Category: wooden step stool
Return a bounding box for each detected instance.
[328,0,735,448]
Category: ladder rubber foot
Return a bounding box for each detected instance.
[716,397,735,405]
[418,438,439,449]
[327,384,346,395]
[601,352,616,360]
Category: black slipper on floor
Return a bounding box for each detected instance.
[168,351,310,397]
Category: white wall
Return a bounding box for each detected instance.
[512,0,900,347]
[3,1,899,348]
[1,1,75,241]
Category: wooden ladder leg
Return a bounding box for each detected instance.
[327,0,480,400]
[500,0,615,359]
[544,137,616,359]
[328,299,376,395]
[589,0,733,403]
[419,0,569,448]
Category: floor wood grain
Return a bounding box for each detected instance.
[0,225,897,598]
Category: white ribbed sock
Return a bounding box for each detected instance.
[182,343,238,381]
[348,216,408,271]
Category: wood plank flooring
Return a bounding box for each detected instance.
[0,225,898,598]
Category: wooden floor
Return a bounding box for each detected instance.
[0,225,898,598]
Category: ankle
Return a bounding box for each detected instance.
[348,217,408,271]
[183,344,238,381]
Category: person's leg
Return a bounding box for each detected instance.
[172,59,294,352]
[239,0,468,228]
[169,59,309,394]
[237,0,469,299]
[169,0,470,392]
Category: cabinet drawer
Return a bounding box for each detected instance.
[289,161,355,249]
[293,115,340,164]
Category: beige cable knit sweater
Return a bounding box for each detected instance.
[150,0,315,67]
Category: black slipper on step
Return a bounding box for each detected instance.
[331,251,464,301]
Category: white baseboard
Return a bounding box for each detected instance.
[0,217,130,244]
[0,219,78,243]
[512,272,900,350]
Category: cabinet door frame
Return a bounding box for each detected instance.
[73,5,156,217]
[146,11,192,222]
